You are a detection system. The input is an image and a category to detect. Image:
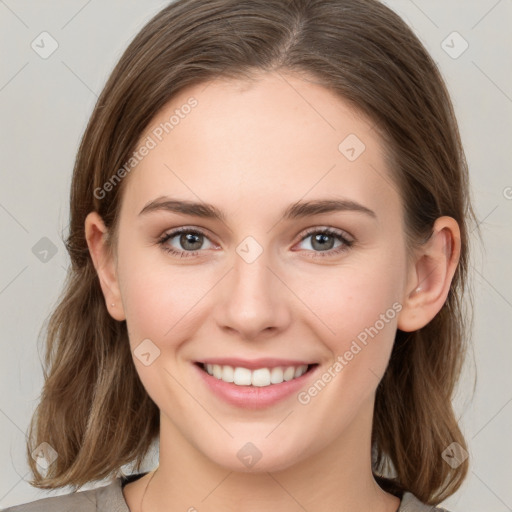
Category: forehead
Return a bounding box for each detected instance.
[120,71,401,224]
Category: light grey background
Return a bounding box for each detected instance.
[1,1,511,510]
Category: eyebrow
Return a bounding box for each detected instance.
[138,196,377,221]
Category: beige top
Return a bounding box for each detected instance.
[3,473,451,511]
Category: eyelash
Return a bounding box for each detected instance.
[157,226,354,259]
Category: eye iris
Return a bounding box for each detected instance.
[181,233,203,250]
[311,233,334,251]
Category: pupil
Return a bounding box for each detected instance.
[312,233,333,251]
[181,233,202,250]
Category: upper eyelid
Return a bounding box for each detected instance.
[159,225,353,247]
[300,226,353,241]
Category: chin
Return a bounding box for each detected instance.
[200,437,307,474]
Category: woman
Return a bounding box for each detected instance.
[6,0,477,510]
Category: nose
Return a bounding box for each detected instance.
[216,248,292,341]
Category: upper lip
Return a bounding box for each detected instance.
[197,358,316,370]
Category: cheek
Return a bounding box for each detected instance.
[117,250,210,404]
[305,253,402,328]
[298,252,404,382]
[118,247,213,349]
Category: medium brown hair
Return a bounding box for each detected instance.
[26,0,477,505]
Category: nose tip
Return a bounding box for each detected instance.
[216,254,291,341]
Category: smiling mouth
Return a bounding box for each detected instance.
[195,362,318,387]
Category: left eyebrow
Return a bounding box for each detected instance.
[283,198,377,220]
[138,196,377,221]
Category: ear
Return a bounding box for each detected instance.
[84,211,126,321]
[397,216,461,332]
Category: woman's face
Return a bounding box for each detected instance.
[106,71,415,472]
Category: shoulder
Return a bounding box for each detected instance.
[1,487,98,512]
[2,477,128,512]
[399,491,453,512]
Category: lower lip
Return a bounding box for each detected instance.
[193,363,318,409]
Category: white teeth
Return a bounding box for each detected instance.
[283,366,296,381]
[203,363,309,387]
[252,368,270,387]
[213,364,223,379]
[233,367,252,385]
[270,367,284,384]
[294,366,305,378]
[221,365,234,382]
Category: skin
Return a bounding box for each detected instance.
[85,71,461,512]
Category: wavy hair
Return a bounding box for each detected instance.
[25,0,477,505]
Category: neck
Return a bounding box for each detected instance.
[137,396,400,512]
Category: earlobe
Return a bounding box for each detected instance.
[84,211,126,321]
[397,216,461,332]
